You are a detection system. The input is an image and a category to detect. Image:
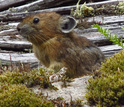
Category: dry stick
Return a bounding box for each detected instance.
[9,53,13,72]
[70,94,73,106]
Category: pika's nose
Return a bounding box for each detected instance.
[17,25,21,32]
[17,24,30,33]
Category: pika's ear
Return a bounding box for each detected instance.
[59,16,77,33]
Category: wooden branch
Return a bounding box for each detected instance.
[1,0,74,13]
[0,53,38,68]
[0,0,29,11]
[0,29,18,36]
[0,0,109,13]
[0,0,123,22]
[0,40,32,50]
[99,44,122,57]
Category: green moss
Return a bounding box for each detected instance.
[0,65,58,106]
[85,50,124,106]
[0,83,53,107]
[117,2,124,14]
[0,67,56,89]
[71,1,94,19]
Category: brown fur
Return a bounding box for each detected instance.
[17,12,104,78]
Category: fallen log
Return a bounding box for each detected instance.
[0,52,38,68]
[0,40,32,51]
[0,0,105,13]
[99,44,122,57]
[0,0,123,22]
[1,0,76,14]
[0,44,122,68]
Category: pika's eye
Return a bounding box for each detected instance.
[33,18,40,24]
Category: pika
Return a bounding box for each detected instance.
[17,12,104,78]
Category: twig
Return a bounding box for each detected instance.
[9,53,13,72]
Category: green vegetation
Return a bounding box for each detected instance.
[1,1,124,106]
[0,83,53,107]
[85,50,124,106]
[71,1,124,19]
[85,17,124,107]
[116,1,124,14]
[0,67,55,89]
[0,64,56,107]
[71,0,94,18]
[93,24,124,48]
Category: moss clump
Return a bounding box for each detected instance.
[85,50,124,107]
[0,83,53,107]
[117,2,124,14]
[0,67,56,89]
[71,1,94,19]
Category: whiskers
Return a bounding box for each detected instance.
[29,33,56,49]
[27,34,39,44]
